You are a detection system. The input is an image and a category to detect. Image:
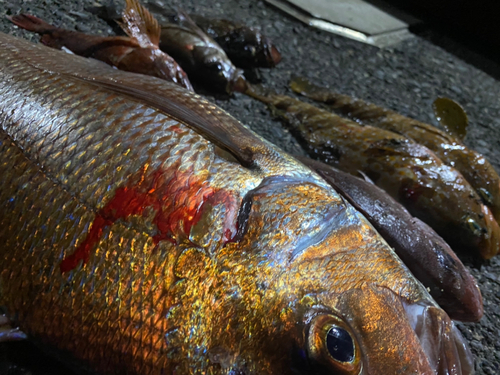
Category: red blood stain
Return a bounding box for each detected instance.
[60,167,238,273]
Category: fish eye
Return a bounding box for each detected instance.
[465,216,485,236]
[326,326,355,362]
[478,188,493,205]
[207,62,224,72]
[307,315,361,374]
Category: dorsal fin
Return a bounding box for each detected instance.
[119,0,161,47]
[175,9,213,44]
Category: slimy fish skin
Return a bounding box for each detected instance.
[0,33,473,375]
[8,0,193,90]
[246,87,500,259]
[177,13,282,69]
[290,76,500,224]
[158,12,247,94]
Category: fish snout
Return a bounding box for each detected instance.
[335,286,474,375]
[404,302,474,375]
[478,204,500,259]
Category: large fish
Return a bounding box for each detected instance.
[8,0,193,90]
[298,156,483,322]
[290,77,500,223]
[246,87,500,259]
[0,33,473,375]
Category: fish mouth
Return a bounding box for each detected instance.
[478,204,500,259]
[227,69,247,93]
[403,301,474,375]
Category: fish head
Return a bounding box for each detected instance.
[231,27,282,67]
[216,178,473,375]
[463,203,500,259]
[293,286,474,375]
[194,49,246,93]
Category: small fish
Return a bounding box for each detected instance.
[290,76,500,223]
[8,0,193,90]
[158,11,247,94]
[298,156,483,322]
[0,32,473,375]
[246,86,500,259]
[90,1,282,69]
[180,14,282,69]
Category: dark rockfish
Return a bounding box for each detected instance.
[8,0,193,90]
[246,87,500,259]
[158,12,246,94]
[178,14,281,69]
[291,76,500,223]
[0,32,473,375]
[298,156,483,322]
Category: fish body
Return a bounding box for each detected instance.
[158,12,246,94]
[290,77,500,223]
[179,14,282,69]
[247,88,500,259]
[0,33,473,375]
[8,1,193,91]
[298,156,483,322]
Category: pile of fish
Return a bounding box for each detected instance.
[8,0,281,94]
[246,80,500,258]
[0,30,478,375]
[1,0,498,374]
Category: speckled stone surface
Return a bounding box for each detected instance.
[1,0,500,374]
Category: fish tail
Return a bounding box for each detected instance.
[121,0,161,47]
[7,14,57,34]
[244,83,275,104]
[290,76,350,105]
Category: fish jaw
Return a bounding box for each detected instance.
[326,285,474,375]
[404,302,474,375]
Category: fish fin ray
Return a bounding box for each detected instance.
[175,9,213,44]
[432,97,468,141]
[121,0,161,47]
[7,14,56,34]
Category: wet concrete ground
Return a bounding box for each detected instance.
[1,0,500,374]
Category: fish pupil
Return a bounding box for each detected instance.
[326,326,354,363]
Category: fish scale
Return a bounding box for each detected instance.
[0,65,208,211]
[0,33,476,375]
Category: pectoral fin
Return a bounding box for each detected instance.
[432,97,468,141]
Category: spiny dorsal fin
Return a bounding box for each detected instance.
[433,97,469,141]
[175,9,213,44]
[120,0,161,47]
